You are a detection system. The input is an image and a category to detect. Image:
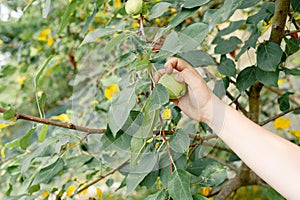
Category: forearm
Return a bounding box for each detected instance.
[208,95,300,199]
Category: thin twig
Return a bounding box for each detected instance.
[75,158,129,195]
[139,13,147,41]
[159,115,173,174]
[226,91,248,116]
[264,85,300,105]
[206,154,237,172]
[259,106,300,126]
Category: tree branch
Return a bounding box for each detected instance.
[264,85,300,105]
[75,158,129,195]
[0,107,106,134]
[226,91,248,116]
[259,106,300,126]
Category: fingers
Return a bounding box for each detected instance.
[164,57,194,73]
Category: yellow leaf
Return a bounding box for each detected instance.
[288,130,300,137]
[17,76,26,85]
[96,188,102,198]
[51,113,71,123]
[114,0,122,8]
[132,22,139,29]
[202,187,212,197]
[1,147,5,159]
[105,84,120,100]
[26,0,31,5]
[37,28,51,41]
[0,124,9,129]
[47,36,54,47]
[66,185,76,197]
[42,190,50,199]
[277,78,286,85]
[273,117,291,130]
[162,108,172,120]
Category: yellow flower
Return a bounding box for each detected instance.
[51,113,71,123]
[26,0,30,5]
[42,190,50,199]
[162,108,172,120]
[114,0,122,8]
[0,123,9,130]
[66,185,76,197]
[113,33,119,38]
[273,117,291,130]
[17,76,26,85]
[105,84,120,100]
[0,39,3,46]
[202,187,212,197]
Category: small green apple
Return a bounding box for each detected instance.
[125,0,143,15]
[158,73,186,99]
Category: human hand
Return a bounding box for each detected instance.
[155,57,215,124]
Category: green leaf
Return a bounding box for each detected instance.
[187,158,227,187]
[106,179,114,187]
[58,0,78,34]
[291,0,300,12]
[257,42,283,72]
[284,68,300,76]
[135,50,151,71]
[149,84,169,111]
[32,157,64,185]
[5,138,20,149]
[183,0,210,9]
[238,0,260,9]
[42,0,51,18]
[217,20,245,37]
[104,33,128,55]
[266,187,285,200]
[236,27,260,60]
[256,68,279,87]
[3,108,15,121]
[153,32,182,61]
[179,23,209,52]
[236,66,256,92]
[126,150,159,194]
[81,7,98,36]
[20,126,37,150]
[28,184,40,195]
[38,124,48,142]
[278,92,293,112]
[149,2,171,20]
[169,129,190,154]
[284,37,300,56]
[108,85,136,136]
[214,36,242,54]
[168,169,193,200]
[144,190,168,200]
[203,0,242,30]
[80,22,126,46]
[178,50,215,67]
[246,2,275,24]
[167,8,198,29]
[213,79,227,98]
[218,55,236,77]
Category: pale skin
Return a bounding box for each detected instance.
[155,57,300,199]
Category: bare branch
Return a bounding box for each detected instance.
[0,107,106,134]
[259,106,300,126]
[75,158,129,195]
[264,85,300,105]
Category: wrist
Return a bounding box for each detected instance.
[202,94,226,135]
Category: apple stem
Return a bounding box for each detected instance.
[139,13,147,41]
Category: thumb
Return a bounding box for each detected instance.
[178,68,206,91]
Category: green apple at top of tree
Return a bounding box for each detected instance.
[158,73,187,99]
[125,0,143,15]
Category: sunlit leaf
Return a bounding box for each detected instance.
[168,169,193,200]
